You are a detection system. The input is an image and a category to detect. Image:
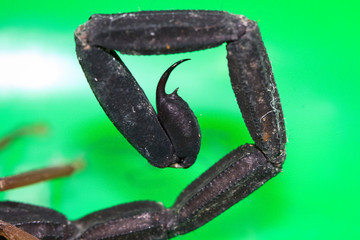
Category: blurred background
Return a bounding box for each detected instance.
[1,1,359,239]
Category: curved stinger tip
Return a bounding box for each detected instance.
[156,58,191,98]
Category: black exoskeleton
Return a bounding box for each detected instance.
[0,10,286,240]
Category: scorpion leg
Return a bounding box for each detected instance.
[0,160,83,191]
[0,125,83,191]
[0,220,40,240]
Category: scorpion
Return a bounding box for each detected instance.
[0,10,286,240]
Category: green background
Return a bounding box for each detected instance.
[1,0,359,239]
